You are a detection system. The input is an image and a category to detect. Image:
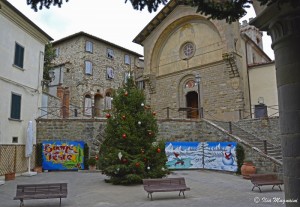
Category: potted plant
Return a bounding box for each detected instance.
[34,143,43,173]
[5,162,15,181]
[241,159,256,179]
[88,157,97,171]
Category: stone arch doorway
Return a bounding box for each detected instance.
[94,94,103,117]
[186,91,199,118]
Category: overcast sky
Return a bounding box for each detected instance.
[7,0,274,59]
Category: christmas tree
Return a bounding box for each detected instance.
[99,77,168,185]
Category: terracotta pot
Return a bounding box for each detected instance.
[241,161,256,179]
[89,165,96,171]
[5,172,15,181]
[34,166,43,173]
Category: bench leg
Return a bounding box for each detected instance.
[272,185,282,191]
[60,197,62,206]
[147,192,153,201]
[19,199,24,207]
[179,190,186,198]
[252,185,262,192]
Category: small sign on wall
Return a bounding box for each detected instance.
[42,141,85,170]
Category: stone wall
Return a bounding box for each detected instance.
[36,118,281,173]
[235,117,281,146]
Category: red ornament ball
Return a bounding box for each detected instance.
[124,91,128,96]
[122,115,126,120]
[135,162,140,167]
[157,148,161,153]
[152,111,156,116]
[122,158,127,163]
[106,113,111,119]
[122,133,127,139]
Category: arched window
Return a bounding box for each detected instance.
[84,94,92,116]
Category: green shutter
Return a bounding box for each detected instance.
[14,43,24,68]
[11,94,21,119]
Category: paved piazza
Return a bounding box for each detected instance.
[0,170,286,207]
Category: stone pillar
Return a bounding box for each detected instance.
[251,3,300,206]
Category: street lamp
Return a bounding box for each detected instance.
[195,74,201,119]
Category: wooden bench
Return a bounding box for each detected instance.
[14,183,68,207]
[142,177,190,200]
[250,174,283,192]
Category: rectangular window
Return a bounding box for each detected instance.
[14,43,24,68]
[85,41,93,53]
[12,137,18,143]
[124,71,130,83]
[107,67,114,79]
[55,47,60,57]
[107,48,114,59]
[137,81,144,90]
[85,61,93,75]
[10,93,21,120]
[124,54,130,65]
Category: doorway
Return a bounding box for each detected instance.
[186,91,199,118]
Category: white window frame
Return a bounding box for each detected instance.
[107,67,114,79]
[85,61,93,75]
[107,48,114,59]
[84,95,92,116]
[55,47,60,57]
[124,54,130,65]
[85,41,93,53]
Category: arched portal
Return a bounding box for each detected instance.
[186,91,199,118]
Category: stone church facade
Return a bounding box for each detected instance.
[133,0,271,121]
[47,32,143,118]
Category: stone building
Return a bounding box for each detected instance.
[133,0,272,121]
[45,32,143,118]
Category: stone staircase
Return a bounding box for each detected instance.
[209,120,283,163]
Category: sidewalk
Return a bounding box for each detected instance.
[0,170,286,207]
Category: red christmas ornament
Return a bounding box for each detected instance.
[141,149,145,154]
[148,132,152,136]
[122,115,126,120]
[152,111,156,116]
[106,113,111,119]
[157,148,161,153]
[122,133,127,139]
[95,155,99,160]
[144,158,147,161]
[122,158,127,163]
[124,91,128,96]
[135,162,140,167]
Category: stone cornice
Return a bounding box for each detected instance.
[0,0,52,43]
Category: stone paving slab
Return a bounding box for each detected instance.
[0,170,286,207]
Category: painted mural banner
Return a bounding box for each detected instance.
[42,141,85,170]
[165,141,238,172]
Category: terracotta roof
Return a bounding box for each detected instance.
[52,31,143,57]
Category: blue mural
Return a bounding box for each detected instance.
[165,142,238,172]
[42,141,85,170]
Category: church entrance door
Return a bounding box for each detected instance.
[186,91,199,118]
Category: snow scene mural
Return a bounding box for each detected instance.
[165,142,238,172]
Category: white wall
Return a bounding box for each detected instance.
[249,62,278,117]
[0,1,49,144]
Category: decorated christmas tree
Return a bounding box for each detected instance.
[99,77,168,185]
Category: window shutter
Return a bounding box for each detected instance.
[14,44,24,68]
[85,61,92,74]
[11,94,21,119]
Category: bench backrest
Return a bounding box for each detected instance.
[250,174,278,182]
[143,177,187,187]
[16,183,68,197]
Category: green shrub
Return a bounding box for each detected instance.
[236,143,245,174]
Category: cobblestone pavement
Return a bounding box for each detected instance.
[0,170,287,207]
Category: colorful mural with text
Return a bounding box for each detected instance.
[165,142,237,172]
[42,141,85,170]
